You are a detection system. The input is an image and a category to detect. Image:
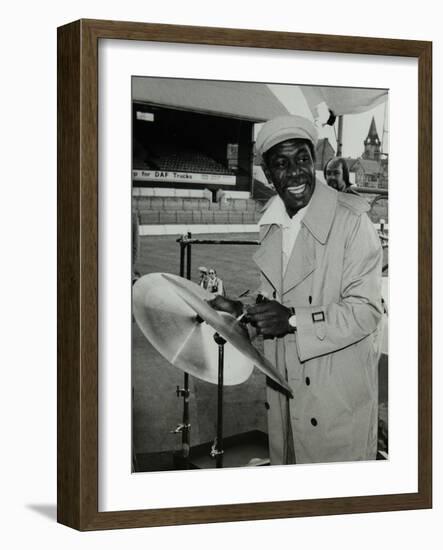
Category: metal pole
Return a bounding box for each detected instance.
[177,238,190,469]
[180,238,260,245]
[212,333,226,468]
[186,232,192,281]
[217,341,224,469]
[181,378,190,466]
[337,115,344,157]
[179,242,185,278]
[183,234,192,467]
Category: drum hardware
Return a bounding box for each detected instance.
[175,379,191,467]
[172,386,191,442]
[210,439,224,459]
[175,233,261,469]
[212,331,226,468]
[170,423,191,434]
[159,273,293,395]
[178,234,192,468]
[176,385,190,398]
[133,272,292,469]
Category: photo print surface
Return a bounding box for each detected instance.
[131,77,389,473]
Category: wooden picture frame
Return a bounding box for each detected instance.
[57,19,432,530]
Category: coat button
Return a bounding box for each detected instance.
[310,418,318,426]
[305,377,310,386]
[265,402,270,410]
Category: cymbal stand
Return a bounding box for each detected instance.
[174,232,193,468]
[175,232,260,470]
[211,332,226,468]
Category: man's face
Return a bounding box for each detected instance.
[264,139,315,217]
[325,160,346,191]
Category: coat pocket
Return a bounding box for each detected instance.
[330,342,373,412]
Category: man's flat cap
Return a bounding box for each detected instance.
[255,115,318,164]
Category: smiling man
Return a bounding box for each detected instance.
[251,115,384,464]
[212,115,383,465]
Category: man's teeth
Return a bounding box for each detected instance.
[287,184,306,195]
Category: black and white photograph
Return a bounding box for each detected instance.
[2,0,438,540]
[131,77,389,473]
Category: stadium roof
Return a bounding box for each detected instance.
[132,78,289,122]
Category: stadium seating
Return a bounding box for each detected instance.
[136,206,262,226]
[133,186,265,228]
[140,143,236,176]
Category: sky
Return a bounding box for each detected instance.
[269,84,389,159]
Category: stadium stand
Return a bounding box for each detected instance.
[133,193,264,228]
[135,142,236,176]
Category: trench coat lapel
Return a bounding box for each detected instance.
[303,181,338,245]
[283,230,315,294]
[254,183,338,295]
[284,182,338,293]
[253,224,282,294]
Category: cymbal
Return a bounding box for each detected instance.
[133,273,293,397]
[133,273,254,386]
[161,274,292,396]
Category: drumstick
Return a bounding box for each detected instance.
[235,311,247,323]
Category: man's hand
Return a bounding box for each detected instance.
[207,295,243,318]
[247,300,293,338]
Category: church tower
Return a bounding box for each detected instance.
[362,116,381,161]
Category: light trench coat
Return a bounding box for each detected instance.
[253,182,383,464]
